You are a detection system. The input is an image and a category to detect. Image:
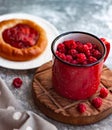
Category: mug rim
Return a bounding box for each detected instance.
[51,31,106,67]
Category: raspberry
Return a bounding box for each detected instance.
[92,44,98,49]
[77,103,87,113]
[92,50,102,59]
[82,61,88,65]
[57,43,66,53]
[64,40,77,49]
[92,97,102,108]
[85,50,91,57]
[59,53,66,61]
[55,39,102,65]
[56,51,61,55]
[88,56,97,64]
[83,44,89,51]
[66,55,73,62]
[76,53,87,63]
[86,42,93,50]
[100,87,109,98]
[76,42,83,52]
[12,77,23,88]
[71,60,78,64]
[56,50,61,56]
[68,49,78,58]
[56,51,66,61]
[83,45,91,57]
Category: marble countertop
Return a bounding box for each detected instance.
[0,0,112,130]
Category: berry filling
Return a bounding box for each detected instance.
[12,77,23,88]
[2,24,39,49]
[56,39,102,65]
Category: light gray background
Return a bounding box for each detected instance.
[0,0,112,130]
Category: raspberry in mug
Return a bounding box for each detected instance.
[51,32,110,100]
[56,40,102,65]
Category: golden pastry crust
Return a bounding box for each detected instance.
[0,19,47,61]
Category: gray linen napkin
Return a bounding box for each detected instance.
[0,77,57,130]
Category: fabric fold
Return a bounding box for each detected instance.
[0,78,57,130]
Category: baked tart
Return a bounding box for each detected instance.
[0,19,47,61]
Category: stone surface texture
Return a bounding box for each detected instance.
[0,0,112,130]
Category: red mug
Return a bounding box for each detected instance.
[51,32,110,100]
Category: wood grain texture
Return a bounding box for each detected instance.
[32,61,112,125]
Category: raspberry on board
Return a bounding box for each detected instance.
[100,87,109,98]
[92,97,102,108]
[77,103,87,113]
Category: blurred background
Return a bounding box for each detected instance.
[1,0,112,68]
[0,0,112,36]
[0,0,112,37]
[0,0,112,130]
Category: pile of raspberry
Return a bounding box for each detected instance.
[56,39,102,65]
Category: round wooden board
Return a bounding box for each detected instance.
[32,61,112,125]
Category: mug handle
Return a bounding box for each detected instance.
[100,38,110,62]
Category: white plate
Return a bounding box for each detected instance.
[0,13,59,70]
